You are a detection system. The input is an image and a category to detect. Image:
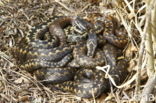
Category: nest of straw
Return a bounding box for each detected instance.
[0,0,155,102]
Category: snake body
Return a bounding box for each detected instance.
[103,16,128,48]
[71,42,105,68]
[12,16,74,72]
[53,59,129,98]
[11,15,129,98]
[34,67,77,84]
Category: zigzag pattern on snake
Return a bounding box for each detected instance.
[11,15,129,98]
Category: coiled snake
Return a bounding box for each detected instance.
[11,16,129,98]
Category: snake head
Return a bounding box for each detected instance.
[86,33,97,58]
[72,16,93,32]
[75,69,97,83]
[93,20,105,34]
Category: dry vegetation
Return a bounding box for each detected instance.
[0,0,156,103]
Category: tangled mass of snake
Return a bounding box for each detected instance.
[11,15,129,98]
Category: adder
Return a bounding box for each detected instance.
[11,15,129,98]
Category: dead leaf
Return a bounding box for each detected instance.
[14,77,29,84]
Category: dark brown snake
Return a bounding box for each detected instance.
[11,16,129,98]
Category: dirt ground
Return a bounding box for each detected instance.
[0,0,155,103]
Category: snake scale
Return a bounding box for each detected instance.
[11,15,129,98]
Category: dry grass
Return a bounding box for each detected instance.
[0,0,155,103]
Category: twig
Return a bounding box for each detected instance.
[0,51,13,66]
[144,0,155,77]
[54,0,74,13]
[135,0,155,98]
[123,0,135,15]
[140,75,156,103]
[79,3,91,13]
[135,9,146,101]
[140,0,156,103]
